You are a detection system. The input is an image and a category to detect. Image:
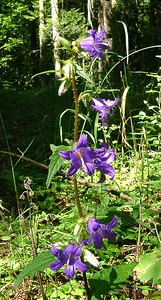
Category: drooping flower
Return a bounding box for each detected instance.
[59,135,116,182]
[91,98,119,127]
[59,134,95,177]
[93,142,116,183]
[49,244,90,278]
[80,26,109,61]
[81,216,118,249]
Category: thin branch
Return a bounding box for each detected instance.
[0,150,48,170]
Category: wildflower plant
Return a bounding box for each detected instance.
[46,25,119,297]
[14,25,120,299]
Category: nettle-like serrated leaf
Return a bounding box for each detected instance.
[113,262,136,283]
[100,262,136,285]
[14,251,53,289]
[46,145,71,188]
[134,249,161,284]
[89,262,136,297]
[75,64,95,86]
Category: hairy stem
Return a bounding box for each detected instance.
[71,70,91,299]
[73,175,83,218]
[72,70,79,142]
[71,69,82,217]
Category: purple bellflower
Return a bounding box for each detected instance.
[81,216,118,249]
[59,134,116,182]
[80,26,109,61]
[91,98,119,127]
[93,142,116,183]
[49,244,90,278]
[59,134,95,177]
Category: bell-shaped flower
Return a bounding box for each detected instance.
[81,216,118,250]
[59,134,95,177]
[92,142,116,182]
[59,135,116,182]
[91,97,119,127]
[80,26,109,61]
[49,244,90,278]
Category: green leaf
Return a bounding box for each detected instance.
[134,249,161,283]
[89,262,136,297]
[13,251,53,288]
[31,69,62,79]
[75,64,95,86]
[46,145,70,188]
[57,36,71,49]
[113,262,136,284]
[117,21,129,64]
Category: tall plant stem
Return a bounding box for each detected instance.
[72,71,79,142]
[71,69,82,217]
[73,175,83,218]
[71,70,91,299]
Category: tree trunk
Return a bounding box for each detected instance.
[98,0,113,49]
[51,0,61,78]
[101,0,112,35]
[39,0,45,73]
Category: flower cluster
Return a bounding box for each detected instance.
[49,216,118,278]
[59,134,116,183]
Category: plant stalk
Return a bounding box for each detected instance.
[71,69,91,299]
[73,175,83,218]
[72,70,79,143]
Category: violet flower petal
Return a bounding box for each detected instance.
[96,163,115,180]
[75,259,90,272]
[49,244,89,278]
[91,231,104,249]
[51,245,61,256]
[59,150,72,160]
[65,245,81,256]
[49,259,65,271]
[91,98,119,127]
[59,134,95,177]
[80,26,109,62]
[76,133,88,148]
[65,265,75,278]
[87,217,118,249]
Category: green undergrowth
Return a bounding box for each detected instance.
[0,146,161,299]
[0,74,161,299]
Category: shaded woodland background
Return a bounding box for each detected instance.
[0,0,161,89]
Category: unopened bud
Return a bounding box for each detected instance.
[74,223,81,236]
[62,60,73,79]
[84,249,99,267]
[58,78,71,96]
